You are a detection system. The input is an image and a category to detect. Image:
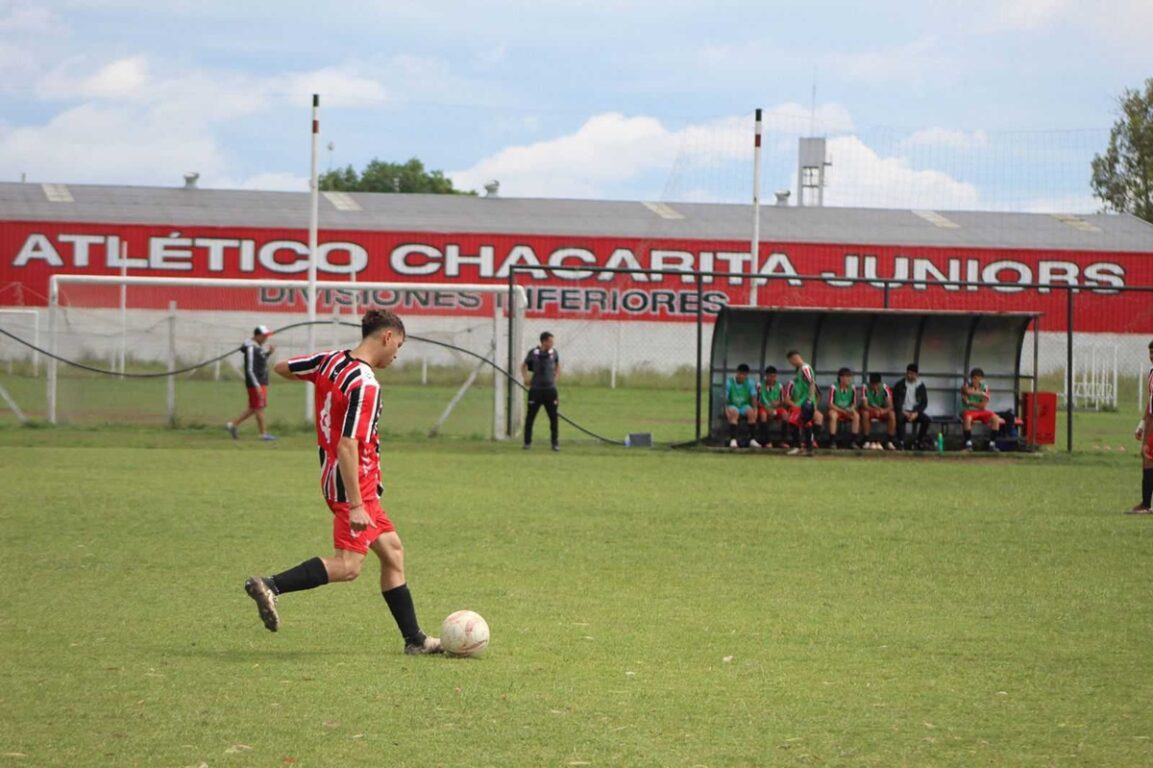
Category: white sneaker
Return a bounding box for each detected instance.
[750,439,762,449]
[729,438,738,448]
[964,440,974,452]
[884,441,897,451]
[786,447,803,456]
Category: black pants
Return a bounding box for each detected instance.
[525,387,559,446]
[898,411,932,444]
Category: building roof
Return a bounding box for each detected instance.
[3,181,1153,253]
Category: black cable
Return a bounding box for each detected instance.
[0,320,626,445]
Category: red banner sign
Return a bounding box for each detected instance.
[1,220,1149,332]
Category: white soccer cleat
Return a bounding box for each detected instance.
[729,438,738,449]
[749,439,762,449]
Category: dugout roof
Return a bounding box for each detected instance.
[2,181,1153,253]
[709,306,1040,436]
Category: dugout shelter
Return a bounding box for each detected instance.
[709,306,1040,444]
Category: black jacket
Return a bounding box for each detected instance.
[891,378,928,414]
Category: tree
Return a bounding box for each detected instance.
[1091,79,1153,223]
[318,157,473,195]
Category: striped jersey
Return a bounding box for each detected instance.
[828,383,857,410]
[864,384,892,408]
[286,349,383,504]
[791,364,818,405]
[1148,368,1153,417]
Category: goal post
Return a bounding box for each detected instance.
[46,274,526,438]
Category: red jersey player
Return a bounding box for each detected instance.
[244,309,441,654]
[1129,340,1153,514]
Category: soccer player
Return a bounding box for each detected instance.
[825,367,861,450]
[892,363,932,449]
[960,367,1005,452]
[1129,340,1153,514]
[227,324,277,441]
[756,365,788,448]
[784,350,822,455]
[521,331,560,451]
[859,373,898,450]
[724,363,761,448]
[243,309,442,655]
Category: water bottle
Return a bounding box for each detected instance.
[936,431,945,453]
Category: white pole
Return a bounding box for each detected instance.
[48,278,57,423]
[1141,359,1145,414]
[306,93,320,423]
[1113,345,1119,410]
[119,241,128,376]
[492,297,501,440]
[167,300,177,428]
[749,107,763,308]
[32,310,39,378]
[611,320,622,389]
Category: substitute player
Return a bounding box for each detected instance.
[784,350,822,455]
[859,373,898,450]
[227,324,277,441]
[724,363,761,448]
[243,309,442,655]
[960,367,1004,452]
[521,331,561,451]
[1128,340,1153,514]
[825,367,861,450]
[756,365,789,448]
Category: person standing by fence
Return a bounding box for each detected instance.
[521,331,561,451]
[1129,340,1153,514]
[227,324,276,441]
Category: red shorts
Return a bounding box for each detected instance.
[758,406,788,421]
[787,405,814,427]
[1142,431,1153,461]
[328,497,395,554]
[862,407,890,421]
[962,410,996,424]
[247,385,267,409]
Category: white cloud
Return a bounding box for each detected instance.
[277,68,387,108]
[821,136,980,210]
[0,3,56,32]
[450,104,856,199]
[901,127,989,150]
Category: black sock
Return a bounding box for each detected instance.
[729,423,737,440]
[963,430,972,443]
[382,584,425,645]
[269,557,329,595]
[1143,469,1153,508]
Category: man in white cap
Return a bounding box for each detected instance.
[227,324,277,441]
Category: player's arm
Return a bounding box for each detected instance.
[336,437,370,531]
[276,352,326,382]
[273,360,295,381]
[242,344,258,387]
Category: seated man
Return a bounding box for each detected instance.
[859,373,898,450]
[892,363,932,449]
[784,349,823,455]
[960,367,1005,452]
[724,363,761,449]
[756,365,789,448]
[825,367,861,449]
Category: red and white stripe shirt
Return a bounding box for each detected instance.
[1147,367,1153,417]
[286,350,383,504]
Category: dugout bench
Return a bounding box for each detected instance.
[709,307,1040,450]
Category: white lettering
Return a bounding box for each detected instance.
[601,248,649,282]
[548,247,596,280]
[391,244,442,276]
[911,257,961,291]
[196,238,242,272]
[1036,261,1079,294]
[983,260,1032,293]
[496,245,546,279]
[259,240,309,274]
[149,232,194,271]
[650,250,694,283]
[318,242,368,275]
[715,251,752,284]
[107,238,147,269]
[13,234,62,267]
[822,254,857,288]
[758,252,802,287]
[58,234,104,268]
[445,244,494,278]
[1084,262,1125,293]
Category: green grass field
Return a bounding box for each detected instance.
[2,416,1153,767]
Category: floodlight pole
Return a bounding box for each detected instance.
[749,108,763,307]
[306,93,320,423]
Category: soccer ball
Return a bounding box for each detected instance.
[440,610,490,657]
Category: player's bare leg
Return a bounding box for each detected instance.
[370,533,442,655]
[228,407,255,439]
[884,411,898,450]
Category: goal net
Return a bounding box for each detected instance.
[44,275,525,439]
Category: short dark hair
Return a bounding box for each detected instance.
[837,367,851,376]
[785,349,800,359]
[736,363,750,373]
[764,365,777,374]
[868,372,882,384]
[906,363,919,373]
[540,331,554,343]
[1148,339,1153,349]
[362,309,405,339]
[970,367,985,378]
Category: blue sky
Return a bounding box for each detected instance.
[1,0,1150,211]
